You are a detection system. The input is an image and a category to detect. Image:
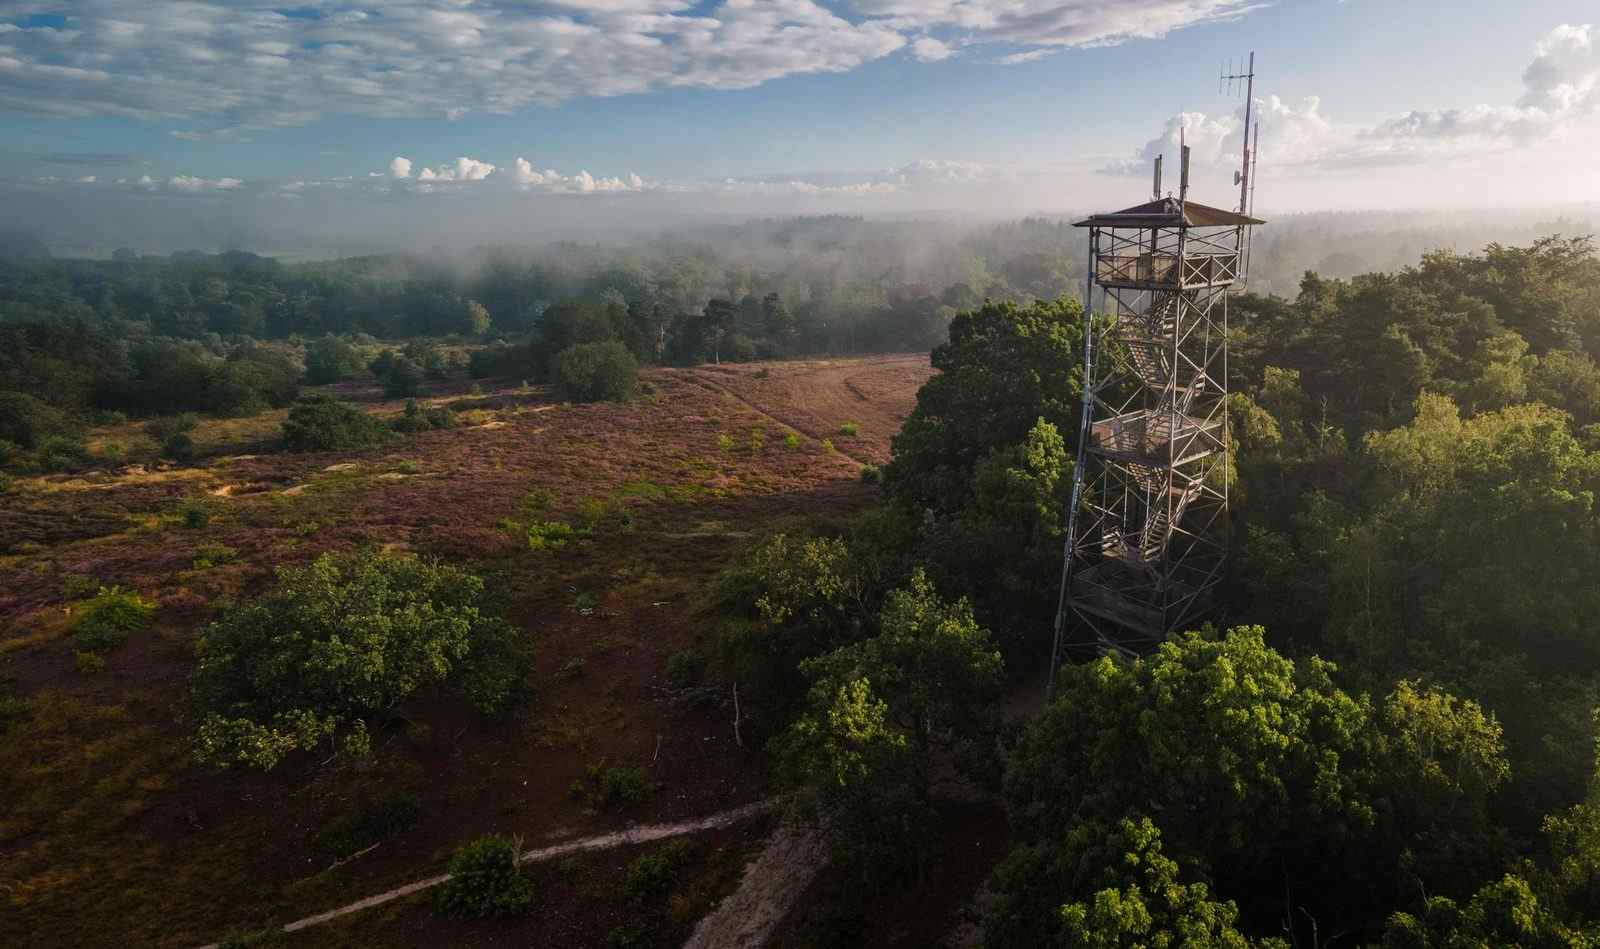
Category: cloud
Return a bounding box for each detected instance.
[910,37,952,62]
[416,157,497,182]
[0,1,1276,131]
[168,175,243,191]
[1108,24,1600,179]
[994,49,1058,65]
[389,156,413,180]
[512,157,646,193]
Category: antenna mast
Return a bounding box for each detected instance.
[1222,52,1256,215]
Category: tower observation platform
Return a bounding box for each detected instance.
[1046,105,1264,691]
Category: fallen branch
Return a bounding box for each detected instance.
[733,681,744,749]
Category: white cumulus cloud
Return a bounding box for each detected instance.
[389,156,413,179]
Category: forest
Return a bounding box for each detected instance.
[4,217,1600,947]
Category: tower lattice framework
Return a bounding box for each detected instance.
[1049,195,1263,672]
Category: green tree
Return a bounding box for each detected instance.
[884,297,1082,513]
[552,340,638,402]
[188,550,532,770]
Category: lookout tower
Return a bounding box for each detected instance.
[1047,59,1264,687]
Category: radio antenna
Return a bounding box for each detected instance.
[1222,51,1255,214]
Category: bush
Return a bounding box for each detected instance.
[553,341,638,403]
[717,433,735,453]
[820,438,835,453]
[181,501,211,529]
[666,650,706,690]
[0,471,12,494]
[0,390,76,449]
[193,544,238,569]
[434,835,533,919]
[311,791,422,858]
[162,432,197,463]
[74,650,106,675]
[71,586,155,651]
[303,335,366,385]
[527,520,584,551]
[389,399,454,433]
[859,464,882,485]
[839,422,859,437]
[784,432,801,450]
[572,762,655,809]
[144,413,198,444]
[623,840,694,902]
[188,550,535,770]
[280,395,391,452]
[379,356,426,399]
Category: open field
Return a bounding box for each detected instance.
[0,355,932,948]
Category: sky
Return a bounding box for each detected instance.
[1,0,1599,253]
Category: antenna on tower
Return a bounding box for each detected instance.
[1221,51,1256,214]
[1152,154,1163,200]
[1178,128,1191,206]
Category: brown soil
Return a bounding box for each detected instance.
[0,355,933,949]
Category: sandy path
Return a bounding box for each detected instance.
[191,800,778,949]
[680,822,829,949]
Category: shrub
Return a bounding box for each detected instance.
[34,434,91,472]
[553,341,638,403]
[749,426,765,453]
[389,399,454,433]
[144,413,199,444]
[162,432,197,463]
[193,544,238,569]
[71,586,155,651]
[311,791,423,858]
[717,434,735,453]
[280,395,390,452]
[839,422,859,437]
[859,464,882,485]
[181,500,211,529]
[623,840,694,902]
[594,763,653,809]
[784,432,801,450]
[97,441,126,465]
[303,335,366,385]
[0,390,76,449]
[527,520,583,551]
[434,835,532,919]
[820,438,835,453]
[74,650,106,675]
[0,471,12,494]
[666,650,706,690]
[61,574,100,599]
[188,550,534,770]
[0,679,28,735]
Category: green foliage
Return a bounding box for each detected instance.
[553,340,638,403]
[144,412,198,444]
[192,544,238,569]
[784,431,801,450]
[858,463,881,484]
[181,500,211,529]
[280,394,391,452]
[573,762,655,810]
[303,335,366,385]
[389,398,454,433]
[0,470,13,493]
[884,296,1083,512]
[623,840,694,902]
[527,520,584,551]
[434,835,533,919]
[778,570,1002,885]
[665,650,706,690]
[73,650,106,675]
[311,791,422,858]
[1054,819,1278,949]
[838,422,858,437]
[0,390,76,449]
[987,627,1511,946]
[187,550,533,770]
[716,433,734,453]
[71,586,155,651]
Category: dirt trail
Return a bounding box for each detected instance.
[191,800,778,949]
[681,822,829,949]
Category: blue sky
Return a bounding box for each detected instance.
[2,0,1599,221]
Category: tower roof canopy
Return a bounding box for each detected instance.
[1073,196,1264,229]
